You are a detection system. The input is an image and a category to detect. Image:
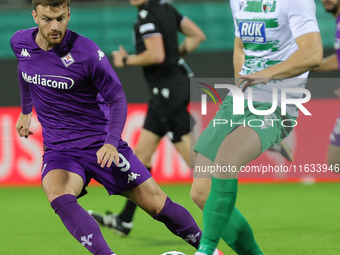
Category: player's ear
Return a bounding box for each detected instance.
[68,7,71,22]
[32,10,38,24]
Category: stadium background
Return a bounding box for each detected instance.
[1,0,340,185]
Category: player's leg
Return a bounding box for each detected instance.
[267,141,294,162]
[89,128,162,236]
[191,175,262,255]
[122,177,202,248]
[174,131,196,168]
[111,129,161,233]
[106,103,165,231]
[196,126,262,255]
[42,168,114,255]
[328,144,340,172]
[328,116,340,173]
[134,128,162,167]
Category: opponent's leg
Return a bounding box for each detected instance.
[123,178,202,248]
[197,126,262,255]
[328,116,340,172]
[267,141,294,162]
[328,143,340,172]
[43,169,115,255]
[191,176,261,255]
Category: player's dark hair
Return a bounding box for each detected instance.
[32,0,70,11]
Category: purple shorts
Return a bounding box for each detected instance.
[330,115,340,147]
[41,140,152,196]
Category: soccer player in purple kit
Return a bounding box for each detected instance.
[11,0,204,254]
[317,0,340,171]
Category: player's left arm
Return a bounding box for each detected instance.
[248,32,323,79]
[87,45,127,167]
[112,34,165,68]
[237,32,323,91]
[178,17,206,57]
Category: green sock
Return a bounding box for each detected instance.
[198,178,238,255]
[221,207,263,255]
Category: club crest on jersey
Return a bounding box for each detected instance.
[61,52,75,67]
[139,10,148,19]
[262,0,274,14]
[239,21,267,44]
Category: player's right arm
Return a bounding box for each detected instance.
[16,112,33,138]
[112,35,166,68]
[11,31,34,138]
[15,71,34,138]
[313,54,339,72]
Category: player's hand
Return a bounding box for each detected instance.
[236,73,270,92]
[96,143,120,168]
[112,45,127,68]
[16,112,34,138]
[334,87,340,99]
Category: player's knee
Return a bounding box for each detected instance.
[190,187,206,210]
[134,182,167,215]
[44,187,78,203]
[46,192,64,204]
[146,193,167,216]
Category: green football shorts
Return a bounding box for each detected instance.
[194,96,296,162]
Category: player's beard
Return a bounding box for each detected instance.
[44,31,64,47]
[324,1,340,15]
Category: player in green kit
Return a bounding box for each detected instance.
[193,0,323,254]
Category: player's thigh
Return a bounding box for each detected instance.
[134,128,162,161]
[42,169,84,202]
[328,143,340,167]
[122,177,167,216]
[213,125,261,179]
[329,115,340,167]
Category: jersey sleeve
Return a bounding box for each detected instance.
[230,0,240,38]
[282,0,320,39]
[17,67,33,114]
[85,45,127,148]
[11,31,33,114]
[137,11,162,39]
[172,5,184,28]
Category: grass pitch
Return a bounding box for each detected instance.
[1,182,340,255]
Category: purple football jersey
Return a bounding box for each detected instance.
[336,15,340,68]
[10,28,127,149]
